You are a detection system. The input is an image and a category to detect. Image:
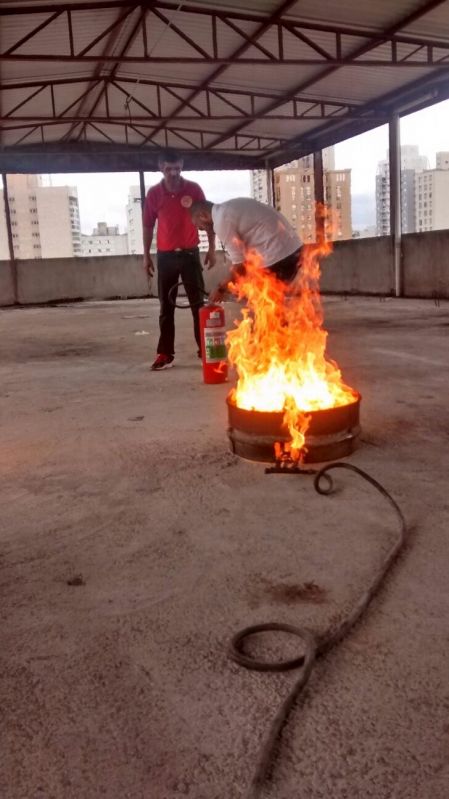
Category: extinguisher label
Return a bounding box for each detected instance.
[204,330,227,362]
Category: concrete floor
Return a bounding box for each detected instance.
[1,296,448,799]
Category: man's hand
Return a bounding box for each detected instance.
[209,285,225,303]
[204,248,216,270]
[144,254,154,277]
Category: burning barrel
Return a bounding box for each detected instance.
[227,392,361,464]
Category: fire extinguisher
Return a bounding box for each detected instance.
[199,302,228,384]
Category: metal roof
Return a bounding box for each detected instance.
[2,0,449,171]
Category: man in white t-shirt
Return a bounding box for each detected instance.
[190,197,302,301]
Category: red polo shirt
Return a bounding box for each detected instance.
[143,178,205,251]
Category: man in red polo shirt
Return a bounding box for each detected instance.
[143,148,215,371]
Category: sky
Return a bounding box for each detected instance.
[48,98,449,234]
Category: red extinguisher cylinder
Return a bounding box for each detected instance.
[199,304,228,384]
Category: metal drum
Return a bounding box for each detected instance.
[227,393,361,463]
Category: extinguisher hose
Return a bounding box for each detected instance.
[168,279,208,309]
[229,462,408,799]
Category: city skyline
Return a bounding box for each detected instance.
[41,98,449,236]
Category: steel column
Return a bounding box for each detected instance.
[139,169,146,207]
[2,173,18,303]
[265,159,275,206]
[313,150,324,241]
[389,114,402,297]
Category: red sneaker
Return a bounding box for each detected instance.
[151,354,175,371]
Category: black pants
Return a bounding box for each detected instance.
[157,248,205,356]
[267,247,302,283]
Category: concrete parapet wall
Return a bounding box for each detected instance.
[1,232,449,306]
[17,255,149,305]
[402,229,449,298]
[320,236,394,295]
[0,252,230,307]
[0,260,15,306]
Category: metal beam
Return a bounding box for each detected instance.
[0,114,390,123]
[0,143,261,173]
[0,78,366,111]
[2,55,449,66]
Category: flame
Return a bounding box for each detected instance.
[226,206,357,459]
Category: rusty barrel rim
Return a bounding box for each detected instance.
[227,391,361,464]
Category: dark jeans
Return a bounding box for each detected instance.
[267,247,302,283]
[157,248,205,356]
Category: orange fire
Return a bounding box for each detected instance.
[226,208,357,459]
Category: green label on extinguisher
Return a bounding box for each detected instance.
[204,330,227,362]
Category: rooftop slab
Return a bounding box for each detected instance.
[1,297,448,799]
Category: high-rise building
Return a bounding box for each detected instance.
[273,147,352,242]
[0,192,11,260]
[250,148,336,208]
[126,186,144,255]
[376,145,429,236]
[415,151,449,233]
[0,174,81,259]
[81,222,128,257]
[436,152,449,170]
[250,169,270,204]
[324,169,352,240]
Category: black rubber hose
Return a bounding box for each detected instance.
[229,462,408,799]
[167,279,208,309]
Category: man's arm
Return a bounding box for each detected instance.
[143,224,155,276]
[209,262,245,303]
[142,189,157,277]
[204,225,216,270]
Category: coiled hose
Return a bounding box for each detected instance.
[167,279,208,309]
[229,462,408,799]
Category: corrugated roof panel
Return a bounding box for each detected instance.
[116,61,212,85]
[2,59,95,83]
[401,2,449,39]
[242,117,320,137]
[285,0,417,29]
[105,82,158,118]
[188,0,277,13]
[4,13,72,56]
[69,7,135,57]
[2,84,55,118]
[215,63,325,93]
[301,64,435,104]
[52,81,97,117]
[2,0,449,168]
[6,122,74,146]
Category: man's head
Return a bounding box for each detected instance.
[190,200,214,230]
[158,148,183,190]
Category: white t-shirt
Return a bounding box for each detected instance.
[212,197,302,268]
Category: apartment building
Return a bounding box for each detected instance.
[250,169,270,204]
[81,222,128,257]
[251,147,336,207]
[375,145,429,236]
[324,169,352,240]
[273,148,351,242]
[415,152,449,233]
[0,174,81,259]
[126,186,144,255]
